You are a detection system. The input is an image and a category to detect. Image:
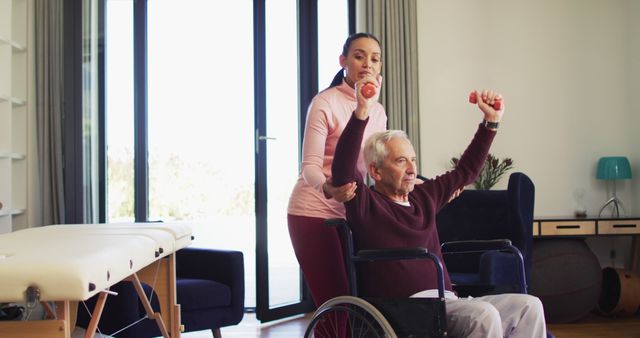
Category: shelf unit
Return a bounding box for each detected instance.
[0,0,30,233]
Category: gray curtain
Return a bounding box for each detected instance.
[34,0,65,225]
[363,0,420,156]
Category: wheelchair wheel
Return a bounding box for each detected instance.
[304,296,396,338]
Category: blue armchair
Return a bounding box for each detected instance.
[175,247,245,335]
[76,247,245,338]
[436,172,535,296]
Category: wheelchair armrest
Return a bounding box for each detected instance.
[356,247,431,261]
[441,239,513,254]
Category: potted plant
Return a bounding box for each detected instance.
[450,153,514,190]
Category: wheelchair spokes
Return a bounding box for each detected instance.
[304,296,396,338]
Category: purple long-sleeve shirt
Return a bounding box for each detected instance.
[332,114,496,298]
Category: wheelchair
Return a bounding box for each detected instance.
[304,218,528,338]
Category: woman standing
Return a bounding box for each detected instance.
[287,33,386,307]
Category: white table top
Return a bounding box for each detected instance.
[0,222,192,302]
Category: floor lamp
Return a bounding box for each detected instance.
[597,156,632,217]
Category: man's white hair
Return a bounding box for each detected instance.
[363,129,409,168]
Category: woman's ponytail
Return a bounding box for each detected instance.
[328,69,344,89]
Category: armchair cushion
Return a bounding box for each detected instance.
[177,278,231,310]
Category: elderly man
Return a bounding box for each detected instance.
[331,88,546,338]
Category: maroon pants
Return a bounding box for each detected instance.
[287,214,349,307]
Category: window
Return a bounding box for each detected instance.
[106,0,134,222]
[76,0,353,320]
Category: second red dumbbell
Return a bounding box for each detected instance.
[469,91,502,110]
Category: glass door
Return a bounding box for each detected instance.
[255,0,313,321]
[105,0,134,223]
[256,0,351,322]
[146,0,257,305]
[101,0,351,322]
[105,0,258,307]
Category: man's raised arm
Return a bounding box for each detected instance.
[332,113,368,186]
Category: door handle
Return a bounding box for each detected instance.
[256,129,277,154]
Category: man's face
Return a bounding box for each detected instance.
[372,137,417,200]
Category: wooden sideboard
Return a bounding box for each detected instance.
[533,216,640,271]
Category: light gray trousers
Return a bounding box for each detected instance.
[444,293,547,338]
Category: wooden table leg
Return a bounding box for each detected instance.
[84,292,109,338]
[132,253,181,337]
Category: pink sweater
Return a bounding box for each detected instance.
[287,80,387,219]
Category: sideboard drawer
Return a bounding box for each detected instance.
[540,220,596,236]
[599,220,640,234]
[533,221,539,236]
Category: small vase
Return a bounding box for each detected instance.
[574,188,587,218]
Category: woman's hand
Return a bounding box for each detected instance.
[354,74,382,120]
[323,177,357,203]
[473,89,504,124]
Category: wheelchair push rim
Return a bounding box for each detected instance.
[304,296,397,338]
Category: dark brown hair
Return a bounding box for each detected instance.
[328,33,381,88]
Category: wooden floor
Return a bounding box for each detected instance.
[73,313,311,338]
[74,311,640,337]
[547,313,640,338]
[219,312,311,337]
[216,311,640,338]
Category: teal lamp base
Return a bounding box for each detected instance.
[598,196,626,218]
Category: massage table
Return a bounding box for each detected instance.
[0,222,193,338]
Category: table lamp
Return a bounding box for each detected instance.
[596,156,632,217]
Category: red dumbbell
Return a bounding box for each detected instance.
[469,91,502,110]
[361,83,377,99]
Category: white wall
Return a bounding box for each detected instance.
[417,0,638,217]
[629,0,640,218]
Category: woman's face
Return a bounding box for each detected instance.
[339,37,382,87]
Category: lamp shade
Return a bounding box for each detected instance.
[596,156,632,180]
